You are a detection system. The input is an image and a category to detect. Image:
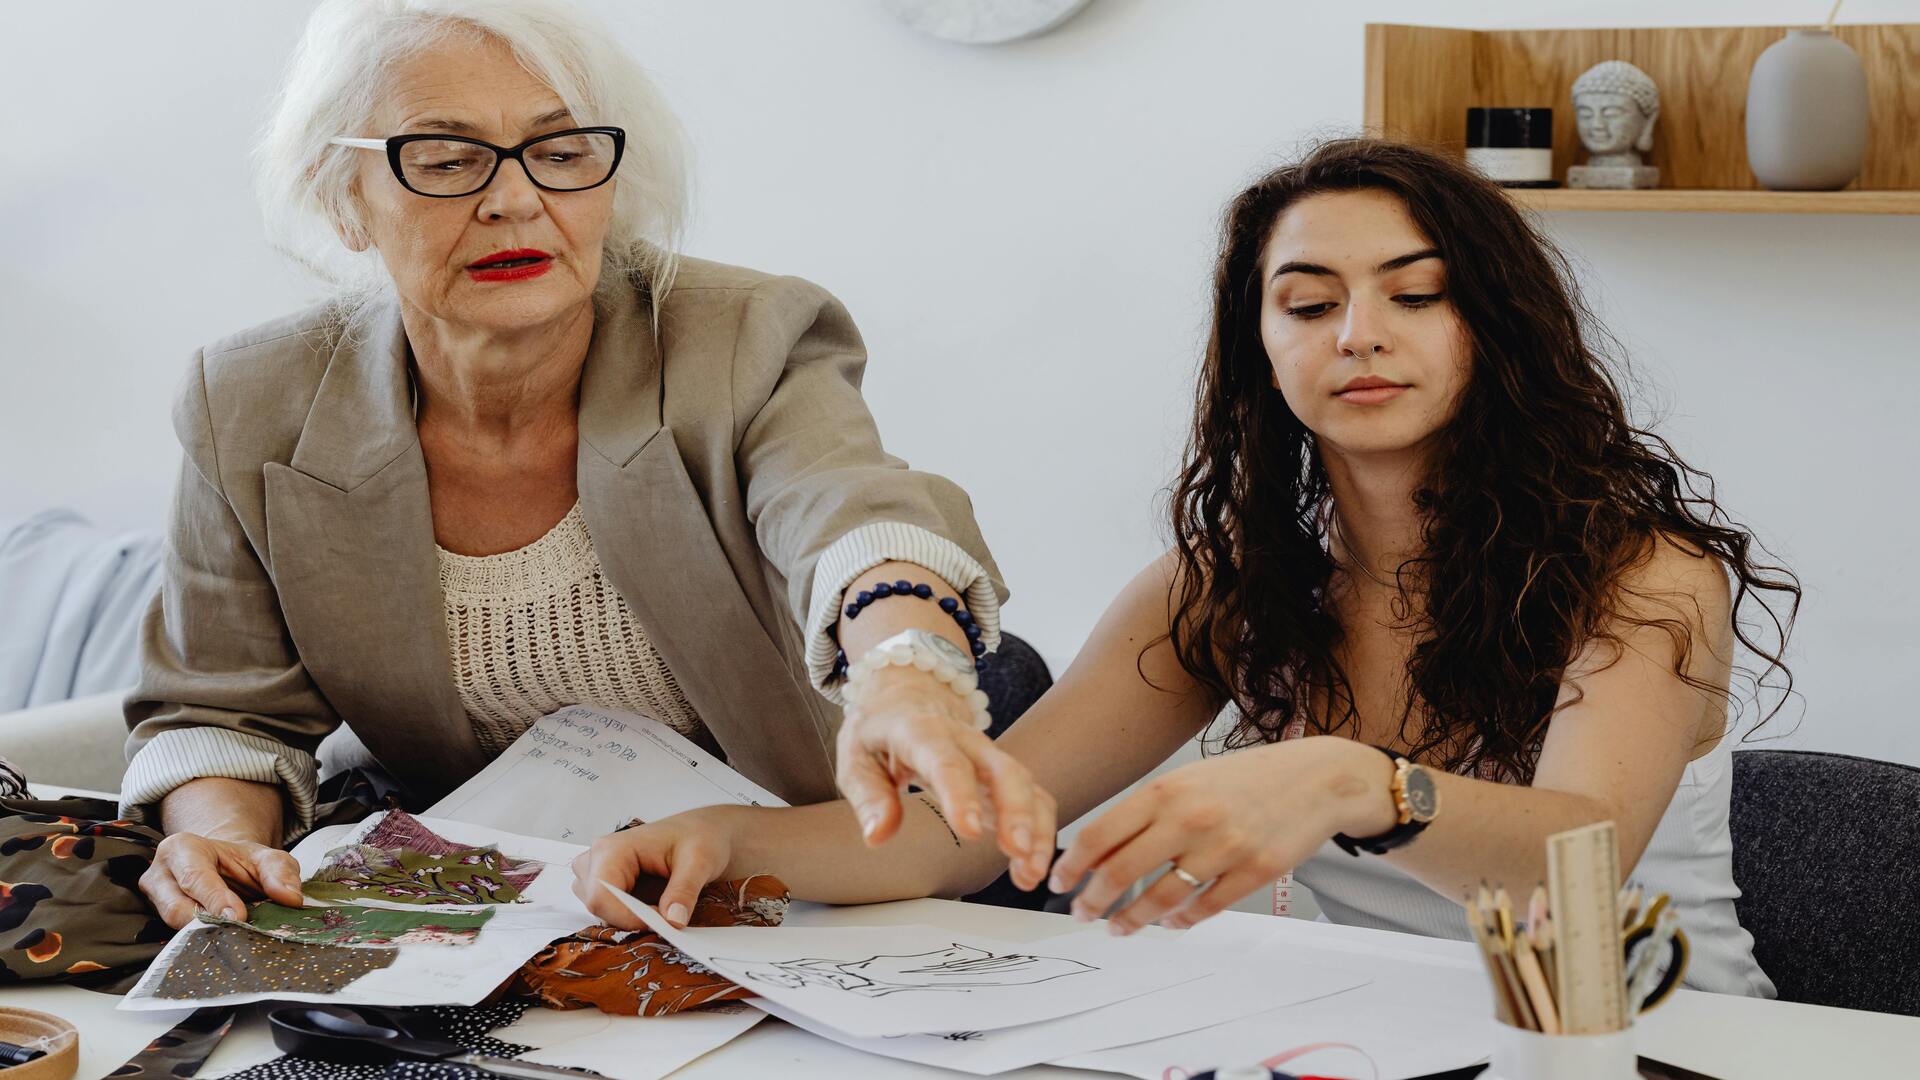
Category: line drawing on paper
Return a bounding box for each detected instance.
[716,944,1097,996]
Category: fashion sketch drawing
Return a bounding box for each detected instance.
[720,943,1097,996]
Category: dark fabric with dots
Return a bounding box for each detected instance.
[221,1001,538,1080]
[1728,749,1920,1017]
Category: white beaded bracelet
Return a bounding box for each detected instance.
[842,633,994,732]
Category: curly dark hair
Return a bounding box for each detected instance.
[1167,138,1800,781]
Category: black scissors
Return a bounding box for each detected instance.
[267,1004,586,1078]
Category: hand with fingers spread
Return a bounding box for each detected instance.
[835,663,1057,893]
[571,808,740,929]
[1049,736,1398,935]
[140,832,305,929]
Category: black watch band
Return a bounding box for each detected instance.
[1331,745,1436,857]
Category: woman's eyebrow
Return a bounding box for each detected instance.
[401,108,575,136]
[1376,247,1442,273]
[1269,247,1442,284]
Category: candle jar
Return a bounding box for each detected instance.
[1466,107,1557,188]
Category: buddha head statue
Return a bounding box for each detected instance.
[1572,60,1660,162]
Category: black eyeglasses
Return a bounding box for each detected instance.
[330,126,626,198]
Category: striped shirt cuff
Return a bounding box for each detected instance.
[806,521,1002,705]
[0,756,25,799]
[119,727,321,843]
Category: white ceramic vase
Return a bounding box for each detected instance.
[1745,29,1869,191]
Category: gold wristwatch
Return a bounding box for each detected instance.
[1332,745,1440,857]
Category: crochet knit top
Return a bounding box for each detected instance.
[435,501,704,752]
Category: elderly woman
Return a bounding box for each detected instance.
[126,0,1043,929]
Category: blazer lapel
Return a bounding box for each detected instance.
[261,300,480,805]
[577,284,837,805]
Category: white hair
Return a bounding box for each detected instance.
[255,0,686,300]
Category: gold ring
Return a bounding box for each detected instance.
[1169,865,1205,890]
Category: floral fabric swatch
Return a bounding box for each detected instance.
[246,902,492,947]
[146,922,395,1001]
[303,846,526,905]
[509,875,789,1016]
[359,811,542,893]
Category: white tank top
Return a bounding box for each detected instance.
[1279,728,1776,998]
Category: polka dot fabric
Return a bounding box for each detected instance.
[219,1000,539,1080]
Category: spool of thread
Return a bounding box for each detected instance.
[0,1009,76,1080]
[1466,107,1557,187]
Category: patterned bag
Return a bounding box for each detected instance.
[507,874,788,1015]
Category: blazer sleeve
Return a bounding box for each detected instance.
[732,277,1009,685]
[120,350,340,837]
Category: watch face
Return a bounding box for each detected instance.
[1402,765,1440,822]
[918,631,974,670]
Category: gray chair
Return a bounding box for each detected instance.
[1728,749,1920,1017]
[979,632,1054,741]
[962,632,1062,912]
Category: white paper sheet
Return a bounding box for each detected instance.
[750,934,1368,1075]
[604,886,1205,1039]
[120,815,594,1012]
[493,1001,768,1080]
[1055,943,1494,1080]
[428,704,787,841]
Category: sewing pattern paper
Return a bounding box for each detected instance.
[604,887,1207,1039]
[245,902,492,947]
[122,815,597,1012]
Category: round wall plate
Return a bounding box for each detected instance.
[882,0,1093,45]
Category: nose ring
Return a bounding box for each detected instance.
[1348,347,1378,361]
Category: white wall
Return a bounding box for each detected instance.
[3,0,1916,765]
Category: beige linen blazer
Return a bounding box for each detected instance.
[124,255,1005,809]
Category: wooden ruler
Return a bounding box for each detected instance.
[1547,820,1627,1034]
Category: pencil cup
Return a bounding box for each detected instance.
[1485,1017,1636,1080]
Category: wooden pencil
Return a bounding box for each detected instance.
[1467,898,1521,1026]
[1513,935,1562,1034]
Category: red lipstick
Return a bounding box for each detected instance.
[466,248,553,282]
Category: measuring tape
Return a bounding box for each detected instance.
[1546,820,1628,1034]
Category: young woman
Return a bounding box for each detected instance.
[572,138,1798,996]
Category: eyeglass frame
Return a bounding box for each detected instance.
[329,126,627,198]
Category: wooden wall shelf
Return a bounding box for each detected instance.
[1362,22,1920,215]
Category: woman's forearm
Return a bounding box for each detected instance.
[835,560,975,661]
[1317,738,1625,901]
[713,794,1015,904]
[159,776,286,846]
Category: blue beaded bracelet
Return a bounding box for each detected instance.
[832,579,988,679]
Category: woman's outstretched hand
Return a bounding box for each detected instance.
[1050,737,1395,933]
[833,664,1056,892]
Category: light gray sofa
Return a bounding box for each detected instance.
[0,510,165,793]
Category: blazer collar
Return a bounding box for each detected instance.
[577,272,665,468]
[286,298,416,491]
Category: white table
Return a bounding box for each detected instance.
[13,894,1913,1080]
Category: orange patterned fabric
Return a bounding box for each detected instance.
[0,798,174,989]
[508,875,788,1016]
